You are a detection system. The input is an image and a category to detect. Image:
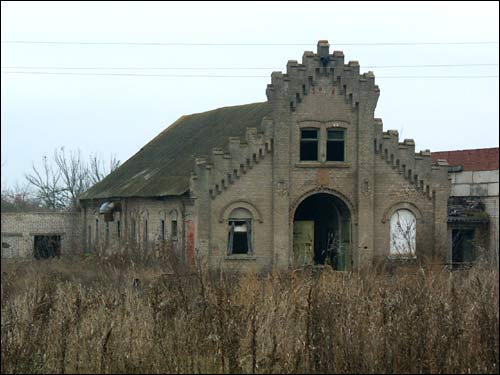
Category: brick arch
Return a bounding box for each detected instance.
[290,187,357,224]
[382,202,423,223]
[219,200,263,223]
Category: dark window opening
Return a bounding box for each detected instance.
[227,220,252,255]
[161,219,165,240]
[131,219,136,240]
[171,220,178,240]
[300,129,318,161]
[87,225,91,250]
[144,220,148,245]
[95,219,99,243]
[326,129,345,161]
[452,229,475,267]
[117,220,121,238]
[34,235,61,259]
[105,222,109,242]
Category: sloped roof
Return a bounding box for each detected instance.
[80,102,272,200]
[431,147,499,172]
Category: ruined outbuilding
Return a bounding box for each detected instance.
[77,41,453,271]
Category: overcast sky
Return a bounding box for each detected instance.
[1,1,499,189]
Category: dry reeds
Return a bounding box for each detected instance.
[1,250,498,374]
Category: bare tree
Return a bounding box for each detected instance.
[25,155,65,209]
[25,148,120,210]
[54,147,90,209]
[1,182,40,212]
[88,153,120,186]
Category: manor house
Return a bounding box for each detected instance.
[78,40,452,271]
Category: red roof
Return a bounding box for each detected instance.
[431,148,499,171]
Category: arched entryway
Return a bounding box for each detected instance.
[293,193,352,270]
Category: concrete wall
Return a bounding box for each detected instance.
[1,211,81,259]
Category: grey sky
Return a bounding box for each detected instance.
[1,1,498,189]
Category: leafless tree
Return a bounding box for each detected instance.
[25,148,120,210]
[25,155,66,209]
[88,153,120,186]
[1,182,40,212]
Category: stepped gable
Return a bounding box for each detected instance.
[266,40,379,111]
[80,102,272,199]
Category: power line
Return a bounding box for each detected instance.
[1,40,499,46]
[1,63,498,70]
[1,71,498,78]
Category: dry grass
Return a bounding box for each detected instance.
[1,249,498,374]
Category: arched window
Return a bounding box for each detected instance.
[390,209,416,257]
[227,207,253,255]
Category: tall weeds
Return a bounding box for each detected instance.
[1,252,498,374]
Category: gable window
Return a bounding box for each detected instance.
[227,208,253,255]
[390,209,416,257]
[300,129,319,161]
[326,129,345,161]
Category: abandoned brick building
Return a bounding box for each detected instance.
[75,40,454,271]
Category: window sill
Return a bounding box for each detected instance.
[295,162,351,168]
[224,254,257,261]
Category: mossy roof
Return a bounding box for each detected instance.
[80,102,272,200]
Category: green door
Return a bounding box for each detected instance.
[293,221,314,267]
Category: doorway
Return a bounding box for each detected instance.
[293,193,351,270]
[34,235,61,259]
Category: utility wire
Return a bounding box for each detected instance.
[1,63,498,70]
[1,40,499,46]
[1,71,498,78]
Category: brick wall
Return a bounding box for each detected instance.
[1,211,81,259]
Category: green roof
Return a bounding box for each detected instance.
[80,102,272,200]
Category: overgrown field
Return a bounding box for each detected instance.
[1,253,499,374]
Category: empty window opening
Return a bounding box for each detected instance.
[95,219,99,243]
[390,209,416,257]
[117,220,121,238]
[227,207,253,255]
[34,235,61,259]
[131,219,136,241]
[452,229,475,267]
[161,219,165,240]
[144,220,148,246]
[87,225,91,250]
[300,129,319,161]
[228,221,252,254]
[105,222,109,242]
[171,220,178,240]
[326,129,345,162]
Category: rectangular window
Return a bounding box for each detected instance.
[131,219,136,241]
[117,220,121,238]
[300,129,318,161]
[160,219,165,240]
[105,222,109,242]
[326,129,345,161]
[171,220,178,240]
[87,225,91,250]
[95,219,99,243]
[227,220,252,255]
